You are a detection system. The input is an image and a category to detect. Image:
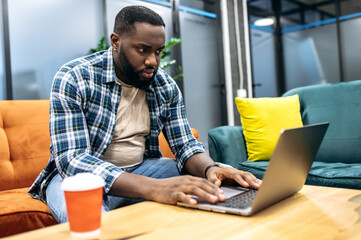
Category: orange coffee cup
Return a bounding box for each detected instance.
[61,173,105,239]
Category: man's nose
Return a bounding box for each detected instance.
[145,53,157,66]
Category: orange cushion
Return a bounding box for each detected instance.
[0,100,50,191]
[0,187,58,238]
[159,128,200,159]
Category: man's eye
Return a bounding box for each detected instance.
[155,50,163,55]
[139,48,146,53]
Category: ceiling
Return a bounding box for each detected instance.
[248,0,361,27]
[292,0,361,16]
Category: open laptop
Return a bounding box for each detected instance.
[178,122,329,216]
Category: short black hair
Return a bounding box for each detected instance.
[113,5,165,36]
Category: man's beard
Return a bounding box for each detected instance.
[118,45,157,90]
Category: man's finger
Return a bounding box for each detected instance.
[207,174,222,187]
[175,192,197,205]
[186,176,223,194]
[234,172,261,188]
[233,174,251,187]
[216,168,262,189]
[184,185,221,203]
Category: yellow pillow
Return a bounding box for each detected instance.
[235,94,303,161]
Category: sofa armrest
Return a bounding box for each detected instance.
[208,126,248,168]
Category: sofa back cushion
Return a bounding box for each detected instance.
[0,100,51,191]
[283,80,361,164]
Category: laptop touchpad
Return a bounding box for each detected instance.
[222,186,248,198]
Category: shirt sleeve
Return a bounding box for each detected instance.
[49,67,123,193]
[161,77,205,170]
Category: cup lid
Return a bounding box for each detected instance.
[61,173,105,191]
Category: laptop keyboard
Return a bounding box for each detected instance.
[218,189,258,209]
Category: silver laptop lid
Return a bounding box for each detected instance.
[177,123,329,216]
[250,122,329,215]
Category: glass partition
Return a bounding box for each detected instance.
[282,1,340,91]
[179,9,222,149]
[283,24,340,90]
[248,0,277,97]
[8,0,103,100]
[248,0,346,95]
[249,27,277,97]
[340,0,361,81]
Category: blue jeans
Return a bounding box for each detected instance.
[46,158,180,223]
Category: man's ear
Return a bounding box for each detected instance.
[110,33,120,51]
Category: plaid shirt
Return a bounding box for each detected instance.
[29,48,204,202]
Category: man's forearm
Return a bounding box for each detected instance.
[184,152,216,178]
[108,169,224,205]
[108,172,156,200]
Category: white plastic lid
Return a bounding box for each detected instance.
[61,173,105,191]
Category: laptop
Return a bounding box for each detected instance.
[178,122,329,216]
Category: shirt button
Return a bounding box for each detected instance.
[103,145,107,149]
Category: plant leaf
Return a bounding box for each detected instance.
[160,59,176,69]
[161,51,171,59]
[88,36,110,55]
[164,38,182,50]
[172,72,184,81]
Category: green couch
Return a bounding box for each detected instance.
[208,80,361,190]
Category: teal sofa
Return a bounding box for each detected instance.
[208,80,361,190]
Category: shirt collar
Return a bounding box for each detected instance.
[101,47,117,84]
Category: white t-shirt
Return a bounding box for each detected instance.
[102,79,150,168]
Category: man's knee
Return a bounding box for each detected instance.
[158,158,180,178]
[46,174,68,223]
[133,158,180,179]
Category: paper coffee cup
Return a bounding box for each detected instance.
[61,173,105,239]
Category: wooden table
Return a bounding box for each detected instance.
[3,185,361,240]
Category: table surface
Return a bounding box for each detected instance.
[4,185,361,240]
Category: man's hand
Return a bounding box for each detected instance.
[206,166,262,189]
[184,152,262,190]
[110,172,226,206]
[109,152,262,207]
[149,175,226,206]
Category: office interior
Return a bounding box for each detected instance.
[1,0,361,150]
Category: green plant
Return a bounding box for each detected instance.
[160,38,183,80]
[88,36,110,54]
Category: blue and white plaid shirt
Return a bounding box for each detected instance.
[29,48,204,202]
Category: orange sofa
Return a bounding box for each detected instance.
[0,100,199,237]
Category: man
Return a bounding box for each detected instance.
[29,5,261,223]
